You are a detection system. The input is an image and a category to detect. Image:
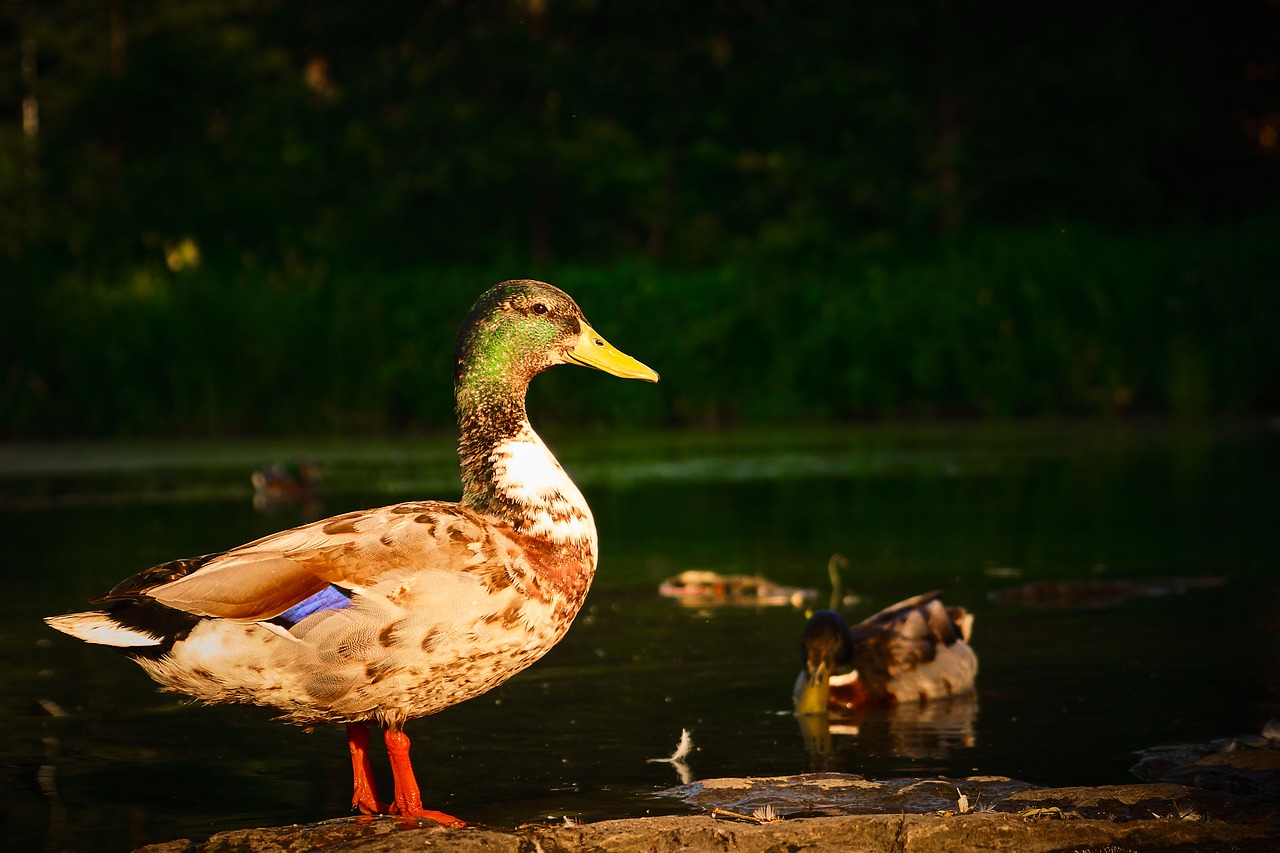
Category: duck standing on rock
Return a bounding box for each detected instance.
[45,280,658,826]
[794,592,977,715]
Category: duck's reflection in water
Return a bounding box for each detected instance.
[797,693,979,771]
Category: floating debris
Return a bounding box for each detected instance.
[989,577,1225,609]
[647,729,694,784]
[658,571,818,609]
[983,566,1024,579]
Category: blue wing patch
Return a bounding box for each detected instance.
[274,585,353,627]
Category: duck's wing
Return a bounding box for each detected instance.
[856,590,944,628]
[851,592,970,645]
[95,501,513,622]
[846,593,973,682]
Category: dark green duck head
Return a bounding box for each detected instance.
[453,280,658,518]
[455,280,658,395]
[794,609,854,716]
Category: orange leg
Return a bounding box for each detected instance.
[383,725,466,827]
[347,723,389,815]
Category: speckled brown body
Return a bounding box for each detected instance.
[132,492,594,728]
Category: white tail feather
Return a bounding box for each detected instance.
[45,612,162,647]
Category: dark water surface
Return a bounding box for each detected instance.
[2,423,1276,851]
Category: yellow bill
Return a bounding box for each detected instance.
[567,321,659,382]
[793,661,832,716]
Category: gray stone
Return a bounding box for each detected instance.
[133,810,1280,853]
[1132,734,1280,798]
[660,772,1036,817]
[136,772,1280,852]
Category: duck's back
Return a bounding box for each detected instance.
[56,498,595,727]
[846,594,977,704]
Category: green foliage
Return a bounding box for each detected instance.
[2,2,1276,436]
[3,215,1276,438]
[2,1,1276,271]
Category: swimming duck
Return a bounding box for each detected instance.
[251,459,322,511]
[45,280,658,826]
[794,592,977,715]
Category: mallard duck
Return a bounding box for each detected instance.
[793,592,977,715]
[251,459,322,511]
[45,280,658,826]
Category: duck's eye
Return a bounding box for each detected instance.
[532,303,548,315]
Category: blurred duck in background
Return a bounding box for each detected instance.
[251,459,321,513]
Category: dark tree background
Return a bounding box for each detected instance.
[1,1,1277,436]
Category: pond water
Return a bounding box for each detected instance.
[2,422,1276,851]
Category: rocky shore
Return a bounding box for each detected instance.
[138,734,1279,852]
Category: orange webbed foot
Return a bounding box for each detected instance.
[388,803,467,827]
[383,726,466,827]
[351,791,392,816]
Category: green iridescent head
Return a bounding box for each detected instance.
[454,280,658,392]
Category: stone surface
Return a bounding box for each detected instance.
[136,771,1280,853]
[660,772,1036,817]
[1131,734,1280,799]
[134,810,1280,853]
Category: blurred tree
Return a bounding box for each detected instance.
[2,0,1276,273]
[1,0,1277,437]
